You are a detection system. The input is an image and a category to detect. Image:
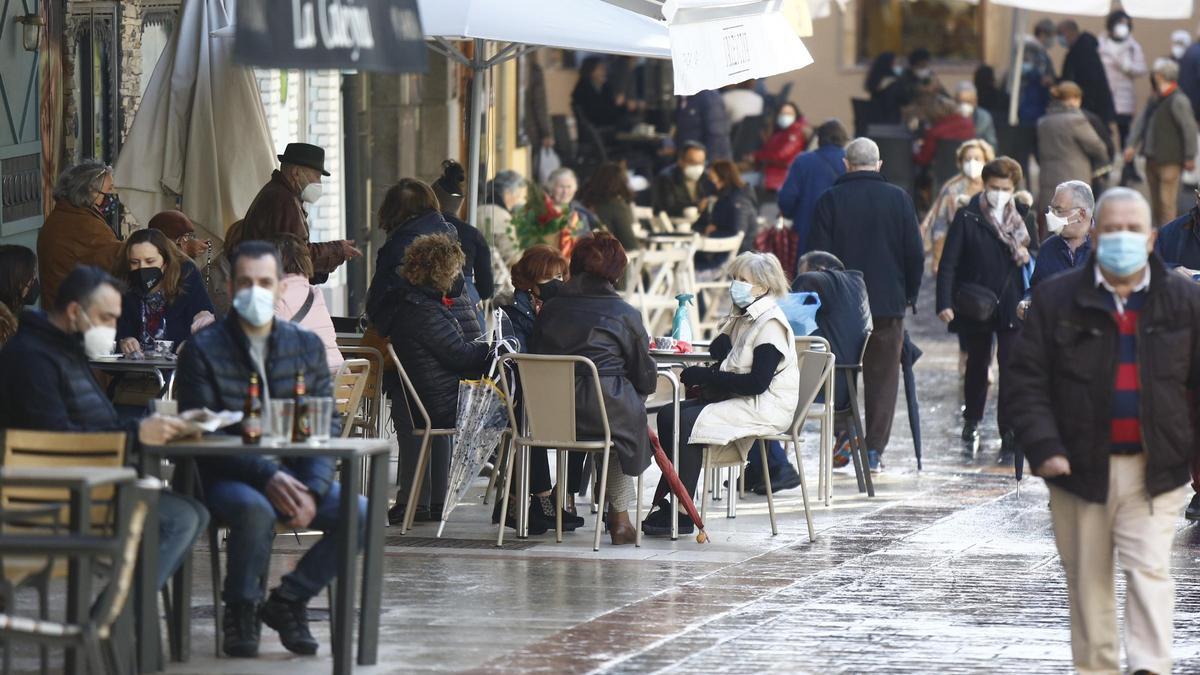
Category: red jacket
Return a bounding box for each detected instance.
[755,121,809,191]
[914,114,976,167]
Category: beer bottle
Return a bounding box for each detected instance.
[242,373,263,445]
[292,372,311,442]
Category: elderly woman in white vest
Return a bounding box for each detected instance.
[641,251,800,536]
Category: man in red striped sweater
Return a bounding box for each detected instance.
[1008,187,1200,675]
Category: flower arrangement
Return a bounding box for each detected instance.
[509,182,577,256]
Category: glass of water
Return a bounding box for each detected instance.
[268,399,295,446]
[308,397,334,444]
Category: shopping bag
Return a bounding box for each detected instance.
[778,291,821,336]
[536,146,562,185]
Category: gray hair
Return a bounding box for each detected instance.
[53,160,112,209]
[1034,19,1056,36]
[844,137,880,169]
[1095,187,1151,228]
[487,170,525,202]
[545,167,577,188]
[955,81,977,97]
[1153,58,1180,83]
[1055,180,1095,214]
[728,251,790,298]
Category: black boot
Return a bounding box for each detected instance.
[222,601,262,658]
[1187,494,1200,522]
[961,420,980,456]
[260,590,319,656]
[998,431,1017,466]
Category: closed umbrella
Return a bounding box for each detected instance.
[901,330,923,470]
[648,428,709,544]
[440,375,509,537]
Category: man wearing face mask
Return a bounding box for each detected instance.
[37,160,125,309]
[175,240,363,658]
[0,265,209,592]
[241,143,361,285]
[652,141,714,219]
[1027,181,1095,297]
[954,82,996,149]
[1007,188,1200,675]
[1125,59,1198,227]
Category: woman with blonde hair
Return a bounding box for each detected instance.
[642,251,800,536]
[922,138,996,273]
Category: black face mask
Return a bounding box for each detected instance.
[447,274,466,299]
[22,279,40,306]
[537,279,563,302]
[132,267,164,294]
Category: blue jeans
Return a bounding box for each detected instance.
[158,491,209,590]
[204,480,367,604]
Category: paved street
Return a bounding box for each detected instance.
[7,287,1200,674]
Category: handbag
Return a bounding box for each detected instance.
[953,270,1015,323]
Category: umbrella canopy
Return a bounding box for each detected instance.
[113,0,275,243]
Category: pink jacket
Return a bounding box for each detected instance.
[275,274,344,371]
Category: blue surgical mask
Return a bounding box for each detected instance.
[233,286,276,327]
[1096,231,1150,277]
[730,280,756,309]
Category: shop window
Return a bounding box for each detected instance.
[857,0,981,65]
[66,4,118,165]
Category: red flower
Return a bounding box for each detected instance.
[536,193,561,225]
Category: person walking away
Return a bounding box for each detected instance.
[753,102,809,197]
[1013,21,1060,176]
[1180,28,1200,122]
[1058,20,1119,140]
[807,137,924,472]
[1006,188,1200,675]
[652,141,713,219]
[272,234,343,372]
[241,143,360,284]
[0,245,39,348]
[777,120,848,256]
[955,83,996,149]
[1036,82,1110,221]
[923,139,994,274]
[1125,59,1199,227]
[533,233,657,545]
[1098,9,1147,177]
[676,90,733,161]
[937,158,1031,462]
[37,160,123,309]
[1027,181,1095,297]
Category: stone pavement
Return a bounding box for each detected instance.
[6,286,1200,674]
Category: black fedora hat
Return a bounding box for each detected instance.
[278,142,330,176]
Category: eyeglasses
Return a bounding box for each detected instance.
[1048,206,1080,218]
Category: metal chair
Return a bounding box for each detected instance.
[836,331,876,497]
[794,336,836,505]
[495,354,642,551]
[0,476,155,675]
[385,345,458,534]
[693,233,745,339]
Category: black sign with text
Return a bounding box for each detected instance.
[234,0,428,73]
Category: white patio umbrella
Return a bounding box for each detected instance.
[113,0,275,243]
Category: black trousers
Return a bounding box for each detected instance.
[962,329,1017,431]
[654,398,710,499]
[528,449,585,495]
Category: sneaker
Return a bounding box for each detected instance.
[867,450,883,474]
[640,500,694,536]
[260,591,319,656]
[222,601,262,658]
[1187,494,1200,522]
[961,420,980,456]
[755,463,801,495]
[832,432,852,468]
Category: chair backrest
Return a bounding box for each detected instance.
[795,334,831,355]
[851,98,876,138]
[840,328,873,371]
[1,431,127,531]
[334,359,371,438]
[497,353,610,449]
[339,345,385,437]
[694,231,744,255]
[94,479,156,639]
[790,348,835,435]
[386,344,441,432]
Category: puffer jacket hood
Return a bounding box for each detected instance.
[366,210,457,334]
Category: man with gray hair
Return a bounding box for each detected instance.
[1027,180,1095,293]
[807,137,924,472]
[1125,58,1199,225]
[1008,187,1200,675]
[955,81,997,148]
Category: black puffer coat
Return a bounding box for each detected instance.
[175,313,338,497]
[0,310,135,435]
[936,194,1030,334]
[499,290,537,353]
[366,210,457,334]
[532,273,657,476]
[388,285,490,428]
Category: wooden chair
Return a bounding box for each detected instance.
[339,346,386,439]
[334,359,370,439]
[385,345,457,534]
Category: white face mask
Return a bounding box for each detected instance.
[233,286,276,327]
[777,114,796,129]
[1173,44,1188,60]
[1112,23,1130,40]
[1045,208,1069,234]
[958,102,975,118]
[78,311,116,359]
[300,182,323,204]
[986,189,1012,212]
[962,159,984,180]
[683,164,705,182]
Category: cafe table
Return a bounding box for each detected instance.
[648,349,713,366]
[89,354,180,399]
[138,437,391,675]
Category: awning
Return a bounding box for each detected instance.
[662,0,814,96]
[982,0,1191,20]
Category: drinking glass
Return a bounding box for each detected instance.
[151,399,178,416]
[308,397,334,443]
[268,399,295,446]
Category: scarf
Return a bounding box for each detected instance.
[141,291,167,345]
[982,192,1030,265]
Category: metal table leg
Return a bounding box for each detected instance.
[66,488,93,675]
[333,457,361,675]
[358,451,387,665]
[169,460,196,662]
[135,454,164,673]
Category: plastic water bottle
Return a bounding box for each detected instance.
[672,294,694,343]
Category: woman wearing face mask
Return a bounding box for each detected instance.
[913,97,976,168]
[387,234,491,526]
[923,139,995,274]
[936,158,1031,461]
[113,229,215,357]
[753,102,809,194]
[863,52,907,124]
[37,160,124,310]
[0,245,39,348]
[1036,82,1110,223]
[643,252,800,536]
[1098,10,1147,158]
